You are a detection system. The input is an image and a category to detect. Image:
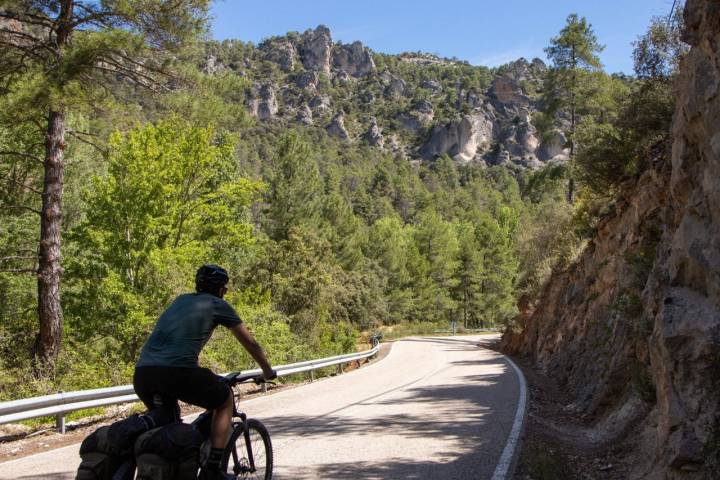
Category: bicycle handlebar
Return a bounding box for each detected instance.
[222,371,269,386]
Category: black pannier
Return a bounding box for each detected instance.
[76,410,172,480]
[135,422,204,480]
[75,425,134,480]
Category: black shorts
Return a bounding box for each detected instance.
[133,366,230,418]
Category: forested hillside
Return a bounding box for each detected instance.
[0,2,675,403]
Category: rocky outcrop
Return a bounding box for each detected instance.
[490,76,531,112]
[538,129,570,162]
[294,71,319,90]
[420,111,495,163]
[309,94,331,113]
[421,79,442,93]
[384,75,406,99]
[502,1,720,477]
[396,100,434,134]
[299,25,332,74]
[262,38,296,72]
[296,105,313,125]
[203,55,226,75]
[257,84,278,121]
[333,41,376,77]
[326,112,349,140]
[361,117,384,148]
[501,112,542,167]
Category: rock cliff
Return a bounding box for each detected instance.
[210,25,555,169]
[502,1,720,477]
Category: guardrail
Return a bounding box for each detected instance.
[0,345,380,433]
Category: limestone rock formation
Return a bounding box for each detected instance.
[299,25,332,74]
[361,117,384,148]
[257,84,278,121]
[420,111,495,163]
[384,75,406,99]
[538,129,569,162]
[502,1,720,476]
[396,100,434,134]
[203,55,226,75]
[333,69,351,85]
[421,79,442,93]
[296,105,313,125]
[326,112,349,140]
[490,76,530,112]
[309,94,331,113]
[332,41,376,77]
[262,38,296,72]
[295,71,319,90]
[501,112,541,167]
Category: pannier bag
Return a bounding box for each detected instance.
[76,410,172,480]
[75,425,134,480]
[135,422,204,480]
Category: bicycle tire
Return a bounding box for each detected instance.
[223,418,273,480]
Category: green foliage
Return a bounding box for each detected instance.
[65,118,261,360]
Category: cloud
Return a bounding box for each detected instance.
[472,44,545,67]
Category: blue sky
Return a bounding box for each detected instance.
[210,1,677,74]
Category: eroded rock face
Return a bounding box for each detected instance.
[361,117,384,148]
[299,25,333,74]
[204,55,226,75]
[421,79,442,93]
[420,111,495,163]
[333,41,376,77]
[295,71,319,90]
[296,105,313,125]
[538,129,569,161]
[490,76,530,110]
[384,75,406,99]
[326,112,349,140]
[257,84,278,121]
[309,94,331,113]
[502,1,720,477]
[262,38,296,72]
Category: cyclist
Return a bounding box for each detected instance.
[133,264,276,480]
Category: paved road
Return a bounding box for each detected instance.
[0,335,523,480]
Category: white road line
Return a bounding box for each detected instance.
[491,354,528,480]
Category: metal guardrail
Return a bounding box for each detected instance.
[0,345,380,433]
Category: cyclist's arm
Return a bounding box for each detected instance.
[229,323,275,379]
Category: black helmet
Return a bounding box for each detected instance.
[195,264,229,293]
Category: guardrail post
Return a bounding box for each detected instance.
[310,370,315,382]
[56,414,66,434]
[337,363,343,375]
[261,383,267,394]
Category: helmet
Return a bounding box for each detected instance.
[195,264,229,293]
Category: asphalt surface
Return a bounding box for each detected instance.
[0,334,522,480]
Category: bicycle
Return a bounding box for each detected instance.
[193,372,273,480]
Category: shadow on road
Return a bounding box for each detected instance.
[264,348,516,480]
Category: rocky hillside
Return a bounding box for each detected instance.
[202,26,568,169]
[503,0,720,477]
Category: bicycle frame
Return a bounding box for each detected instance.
[191,386,260,475]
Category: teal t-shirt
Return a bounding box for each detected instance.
[136,293,242,368]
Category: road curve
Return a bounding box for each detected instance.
[0,335,523,480]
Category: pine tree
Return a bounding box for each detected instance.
[0,0,210,372]
[545,13,605,203]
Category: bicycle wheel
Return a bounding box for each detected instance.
[223,418,273,480]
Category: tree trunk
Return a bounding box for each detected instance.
[34,110,65,371]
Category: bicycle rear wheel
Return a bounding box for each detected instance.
[223,418,273,480]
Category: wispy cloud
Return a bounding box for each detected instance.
[472,43,545,67]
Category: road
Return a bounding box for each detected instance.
[0,335,525,480]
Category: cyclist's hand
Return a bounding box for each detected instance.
[263,368,277,381]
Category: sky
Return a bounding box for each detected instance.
[210,0,678,74]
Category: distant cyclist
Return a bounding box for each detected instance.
[133,264,276,480]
